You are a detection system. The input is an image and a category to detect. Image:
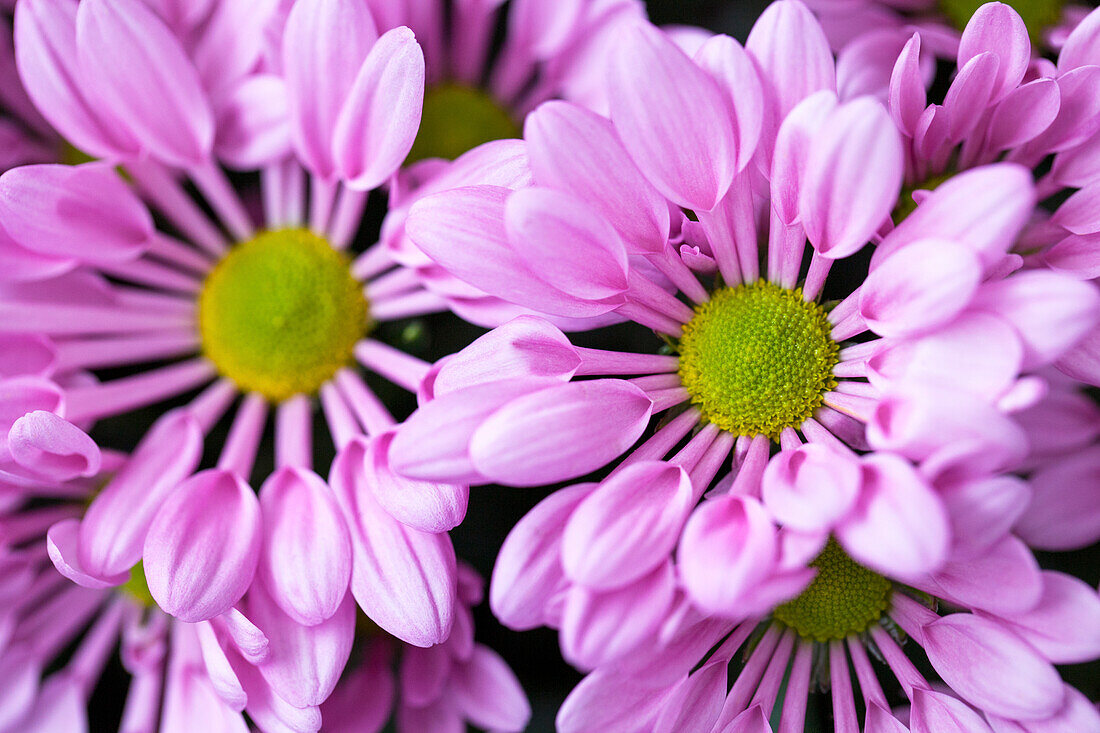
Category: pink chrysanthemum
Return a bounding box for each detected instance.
[0,0,480,709]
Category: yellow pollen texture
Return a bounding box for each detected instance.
[774,539,892,643]
[677,281,839,439]
[199,228,370,402]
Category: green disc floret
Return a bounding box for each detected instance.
[123,561,157,608]
[774,539,892,643]
[406,84,521,164]
[199,228,370,402]
[677,281,839,439]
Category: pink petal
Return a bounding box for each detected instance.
[746,0,836,120]
[889,33,926,138]
[1050,184,1100,235]
[943,53,999,143]
[0,334,57,378]
[8,410,98,481]
[562,461,692,590]
[973,271,1100,369]
[0,163,152,263]
[1015,445,1100,550]
[653,662,726,733]
[560,561,676,669]
[678,495,778,615]
[333,26,424,190]
[490,482,594,631]
[1058,5,1100,71]
[921,614,1064,720]
[800,97,903,259]
[608,21,736,211]
[143,469,262,622]
[957,3,1029,103]
[836,453,948,580]
[79,411,204,579]
[76,0,213,167]
[400,642,449,707]
[450,644,531,732]
[229,651,321,733]
[714,705,773,733]
[504,187,629,301]
[693,34,764,172]
[0,375,62,431]
[330,439,456,648]
[989,571,1100,665]
[557,670,674,733]
[524,100,670,254]
[873,163,1035,270]
[468,379,653,486]
[249,580,355,708]
[196,622,247,711]
[258,466,352,626]
[910,688,993,733]
[1027,66,1100,153]
[924,535,1042,614]
[1056,323,1100,387]
[1044,233,1100,280]
[771,90,838,226]
[860,238,982,338]
[282,0,377,178]
[986,79,1060,152]
[988,685,1100,733]
[940,475,1030,555]
[761,444,861,533]
[214,74,292,170]
[47,518,128,588]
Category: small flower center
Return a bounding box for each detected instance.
[198,228,370,402]
[677,281,839,439]
[122,561,157,608]
[406,83,521,164]
[937,0,1064,44]
[773,540,892,642]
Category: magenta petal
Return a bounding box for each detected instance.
[800,97,903,259]
[8,410,98,481]
[143,469,262,622]
[940,475,1030,554]
[490,482,594,631]
[921,614,1064,721]
[503,187,629,300]
[562,461,692,590]
[653,662,725,733]
[330,439,456,648]
[249,581,355,708]
[957,3,1029,103]
[836,454,948,580]
[986,79,1060,152]
[400,643,449,707]
[258,467,352,626]
[1015,445,1100,551]
[333,26,425,191]
[889,33,925,138]
[0,334,57,379]
[1027,65,1100,153]
[79,411,204,579]
[365,432,468,533]
[557,670,674,733]
[1044,233,1100,280]
[925,535,1042,614]
[195,622,247,712]
[715,705,773,733]
[679,495,777,615]
[761,444,861,533]
[0,164,152,263]
[46,518,128,589]
[468,379,653,487]
[525,100,671,253]
[861,238,982,338]
[609,21,736,211]
[282,0,378,178]
[990,571,1100,665]
[76,0,213,167]
[910,688,993,733]
[450,644,531,732]
[1058,5,1100,71]
[1051,185,1100,236]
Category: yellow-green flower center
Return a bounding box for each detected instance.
[677,281,839,439]
[199,228,370,402]
[893,172,953,222]
[406,84,521,164]
[938,0,1064,45]
[122,561,157,607]
[774,540,892,642]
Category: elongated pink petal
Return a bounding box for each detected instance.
[0,163,152,263]
[801,97,902,259]
[940,475,1030,554]
[957,3,1029,103]
[653,663,725,733]
[609,21,736,211]
[8,410,98,481]
[195,622,247,712]
[230,651,321,733]
[0,334,57,378]
[925,535,1042,614]
[889,33,925,137]
[144,469,262,622]
[836,453,948,580]
[986,79,1060,152]
[762,444,861,532]
[861,238,982,337]
[215,74,292,170]
[694,34,764,173]
[910,688,993,733]
[364,432,468,532]
[990,571,1100,664]
[561,561,675,669]
[491,482,594,630]
[468,379,653,486]
[715,705,772,733]
[47,518,128,588]
[679,495,777,615]
[1058,5,1100,71]
[746,0,836,121]
[557,670,675,733]
[451,644,531,732]
[771,90,837,225]
[562,461,692,590]
[1015,445,1100,550]
[258,467,352,626]
[1051,184,1100,236]
[330,439,456,647]
[922,614,1064,721]
[333,26,424,190]
[1027,65,1100,153]
[79,411,203,579]
[525,101,670,253]
[76,0,213,167]
[282,0,377,178]
[504,187,629,300]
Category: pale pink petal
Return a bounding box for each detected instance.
[47,518,128,588]
[800,97,903,259]
[214,74,292,170]
[557,671,674,733]
[860,238,982,338]
[940,475,1030,554]
[1015,446,1100,550]
[943,53,999,143]
[8,410,98,481]
[957,3,1029,103]
[1050,184,1100,235]
[1027,66,1100,153]
[1044,233,1100,280]
[678,495,777,615]
[333,26,424,190]
[836,453,949,580]
[468,379,653,486]
[0,335,56,378]
[924,535,1042,614]
[746,0,836,120]
[888,33,925,137]
[1055,323,1100,387]
[989,571,1100,665]
[921,614,1064,720]
[988,685,1100,733]
[258,467,352,626]
[771,90,838,226]
[910,688,993,733]
[359,432,468,533]
[761,444,861,532]
[450,644,531,732]
[608,21,736,211]
[143,469,262,622]
[693,34,764,172]
[1058,5,1100,71]
[653,662,726,733]
[76,0,213,167]
[562,461,692,590]
[986,79,1060,152]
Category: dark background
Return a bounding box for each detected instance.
[80,0,1100,731]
